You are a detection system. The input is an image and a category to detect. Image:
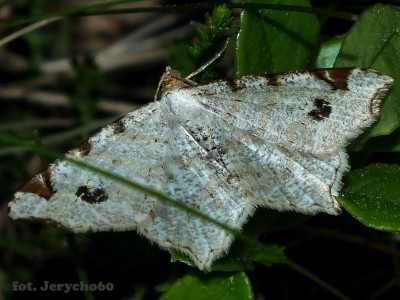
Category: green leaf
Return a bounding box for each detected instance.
[170,250,254,272]
[334,4,400,149]
[361,126,400,152]
[160,271,253,300]
[188,4,232,81]
[237,0,319,76]
[339,164,400,231]
[249,244,287,266]
[249,245,350,299]
[315,37,343,68]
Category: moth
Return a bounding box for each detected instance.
[8,67,393,270]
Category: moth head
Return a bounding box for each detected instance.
[155,67,194,101]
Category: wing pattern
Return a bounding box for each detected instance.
[9,68,393,270]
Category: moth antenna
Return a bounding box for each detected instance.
[154,67,170,101]
[185,38,230,80]
[154,38,230,102]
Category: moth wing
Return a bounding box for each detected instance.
[169,100,344,215]
[141,105,255,269]
[9,103,172,233]
[9,98,254,270]
[186,68,393,154]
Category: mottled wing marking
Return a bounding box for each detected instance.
[139,108,254,267]
[18,169,55,200]
[187,68,392,154]
[10,103,171,232]
[167,100,344,215]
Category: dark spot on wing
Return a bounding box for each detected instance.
[78,141,92,156]
[308,98,332,121]
[111,119,126,134]
[76,185,108,203]
[312,68,353,90]
[265,74,280,86]
[226,79,246,92]
[19,169,56,200]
